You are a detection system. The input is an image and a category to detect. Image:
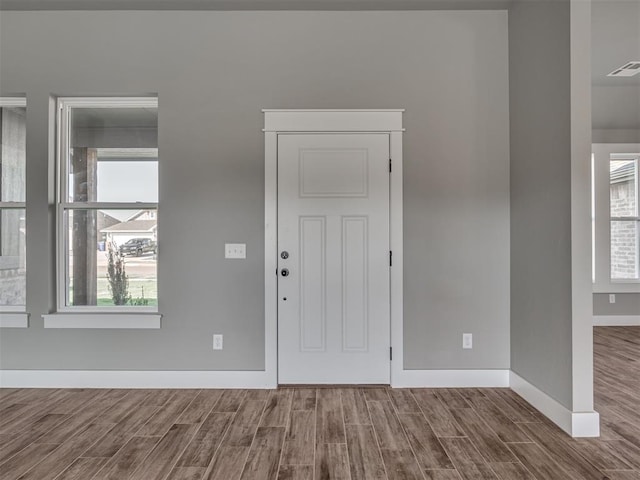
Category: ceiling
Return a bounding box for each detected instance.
[592,0,640,132]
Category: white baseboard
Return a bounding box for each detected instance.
[0,370,277,389]
[593,315,640,326]
[391,369,509,388]
[509,371,600,437]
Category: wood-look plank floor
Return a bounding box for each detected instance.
[1,326,638,480]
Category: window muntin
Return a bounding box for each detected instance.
[610,158,639,281]
[58,98,158,312]
[0,98,26,311]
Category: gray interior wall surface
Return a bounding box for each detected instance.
[0,10,510,371]
[509,0,574,409]
[592,129,640,144]
[593,293,640,316]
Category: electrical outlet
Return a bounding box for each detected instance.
[462,333,473,349]
[213,334,223,350]
[609,294,616,304]
[225,243,246,259]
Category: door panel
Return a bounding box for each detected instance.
[277,134,390,384]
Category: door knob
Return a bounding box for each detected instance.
[281,251,289,259]
[281,268,290,277]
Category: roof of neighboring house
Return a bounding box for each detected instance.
[101,219,156,233]
[610,161,636,184]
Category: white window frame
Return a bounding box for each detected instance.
[592,143,640,293]
[56,97,159,313]
[0,97,27,314]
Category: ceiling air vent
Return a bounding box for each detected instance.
[608,62,640,77]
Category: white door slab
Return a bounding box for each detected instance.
[277,133,390,384]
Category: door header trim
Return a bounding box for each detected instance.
[263,109,405,132]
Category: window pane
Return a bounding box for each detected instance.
[611,220,639,280]
[68,106,158,203]
[65,209,157,307]
[0,209,26,306]
[610,159,637,217]
[1,106,26,202]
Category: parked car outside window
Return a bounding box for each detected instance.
[119,238,157,257]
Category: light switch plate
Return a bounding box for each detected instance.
[462,333,473,349]
[225,243,246,259]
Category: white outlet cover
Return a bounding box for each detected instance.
[609,294,616,304]
[225,243,246,259]
[462,333,473,349]
[213,334,223,350]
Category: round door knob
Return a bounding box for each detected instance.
[281,251,289,259]
[281,268,290,277]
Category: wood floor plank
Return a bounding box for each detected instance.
[0,415,69,464]
[291,389,316,411]
[204,445,249,480]
[140,389,177,407]
[601,471,640,480]
[92,436,160,480]
[517,422,606,480]
[572,438,636,470]
[379,447,424,480]
[488,462,535,480]
[341,388,371,425]
[462,396,532,444]
[223,399,268,447]
[136,391,197,436]
[82,405,159,458]
[0,442,59,479]
[315,443,351,480]
[361,388,390,403]
[411,390,465,437]
[424,470,463,480]
[388,389,421,414]
[128,424,198,480]
[260,390,293,428]
[176,390,221,425]
[18,423,114,480]
[316,392,345,444]
[239,426,285,480]
[277,465,313,480]
[175,412,234,468]
[96,390,153,424]
[439,437,499,480]
[281,410,315,466]
[166,466,206,480]
[448,408,517,463]
[345,424,387,480]
[367,400,411,450]
[433,390,471,410]
[54,457,110,480]
[213,390,247,413]
[398,412,454,470]
[507,441,573,480]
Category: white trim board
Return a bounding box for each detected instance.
[593,315,640,326]
[0,370,274,389]
[0,313,29,328]
[43,314,161,329]
[264,110,404,387]
[391,369,509,388]
[510,371,600,437]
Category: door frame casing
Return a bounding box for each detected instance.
[263,109,404,386]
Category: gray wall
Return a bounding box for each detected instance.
[0,10,510,371]
[593,293,640,316]
[509,0,574,409]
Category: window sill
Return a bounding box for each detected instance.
[0,312,29,328]
[42,313,161,329]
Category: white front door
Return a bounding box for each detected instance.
[277,133,391,384]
